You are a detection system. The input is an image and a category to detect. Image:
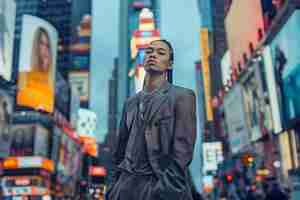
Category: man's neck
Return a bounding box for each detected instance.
[143,72,167,93]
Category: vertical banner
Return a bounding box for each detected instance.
[17,15,58,113]
[0,0,16,81]
[200,28,213,121]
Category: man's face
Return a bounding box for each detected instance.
[143,41,172,74]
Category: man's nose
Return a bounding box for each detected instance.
[149,53,157,58]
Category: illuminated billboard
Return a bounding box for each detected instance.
[17,15,58,113]
[77,108,97,138]
[268,10,300,129]
[77,108,97,157]
[57,133,81,195]
[9,124,35,157]
[225,0,264,69]
[0,0,16,81]
[224,84,250,153]
[69,71,89,102]
[0,90,13,158]
[203,142,223,173]
[8,124,50,158]
[263,46,283,133]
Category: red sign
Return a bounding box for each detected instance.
[89,166,107,177]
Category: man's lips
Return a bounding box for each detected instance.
[146,59,157,65]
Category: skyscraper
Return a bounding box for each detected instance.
[198,0,228,141]
[118,0,160,122]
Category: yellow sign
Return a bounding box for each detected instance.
[200,29,210,58]
[200,28,213,121]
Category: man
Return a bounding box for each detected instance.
[106,39,197,200]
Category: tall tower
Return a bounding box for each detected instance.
[117,0,160,122]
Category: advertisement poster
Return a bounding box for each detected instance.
[70,0,91,70]
[269,10,300,129]
[77,108,97,157]
[241,63,268,141]
[57,133,81,194]
[0,0,16,81]
[69,71,89,102]
[224,84,250,153]
[203,142,223,173]
[77,108,97,138]
[17,15,58,113]
[0,90,13,158]
[9,124,35,157]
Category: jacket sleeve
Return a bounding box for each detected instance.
[108,101,129,188]
[172,89,197,170]
[154,90,197,199]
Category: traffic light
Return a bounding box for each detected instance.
[255,175,263,182]
[241,153,254,167]
[226,175,233,183]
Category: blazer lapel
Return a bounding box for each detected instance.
[147,81,172,123]
[125,96,139,130]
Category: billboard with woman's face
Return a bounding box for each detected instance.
[17,15,58,113]
[0,0,16,81]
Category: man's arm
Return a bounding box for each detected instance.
[109,101,129,186]
[172,89,197,170]
[154,90,197,199]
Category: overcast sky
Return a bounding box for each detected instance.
[90,0,120,143]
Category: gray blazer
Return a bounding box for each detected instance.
[110,81,197,200]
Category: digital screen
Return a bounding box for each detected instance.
[17,15,58,113]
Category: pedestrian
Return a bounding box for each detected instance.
[105,39,197,200]
[245,188,256,200]
[264,182,289,200]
